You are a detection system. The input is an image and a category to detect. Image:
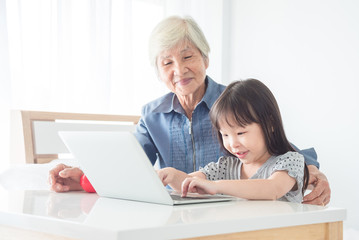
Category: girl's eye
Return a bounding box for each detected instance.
[237,132,244,135]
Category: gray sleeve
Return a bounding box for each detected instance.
[272,151,305,203]
[273,152,305,182]
[199,156,241,180]
[199,161,219,180]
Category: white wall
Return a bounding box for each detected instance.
[0,0,11,170]
[227,0,359,230]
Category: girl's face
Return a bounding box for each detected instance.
[156,40,208,97]
[219,116,271,166]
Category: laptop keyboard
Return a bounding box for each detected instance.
[170,193,226,201]
[170,194,202,201]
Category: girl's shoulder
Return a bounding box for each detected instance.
[275,151,305,163]
[271,151,305,178]
[218,155,241,164]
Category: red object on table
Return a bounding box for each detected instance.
[80,174,96,193]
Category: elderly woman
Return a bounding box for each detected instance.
[49,16,330,206]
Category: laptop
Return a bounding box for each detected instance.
[58,131,236,205]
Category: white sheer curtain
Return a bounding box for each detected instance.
[5,0,168,115]
[1,0,227,167]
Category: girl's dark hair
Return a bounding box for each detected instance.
[209,79,308,194]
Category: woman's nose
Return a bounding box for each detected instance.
[173,62,188,77]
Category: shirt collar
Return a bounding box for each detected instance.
[170,76,216,114]
[201,76,220,109]
[154,76,218,114]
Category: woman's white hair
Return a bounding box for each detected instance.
[149,15,210,69]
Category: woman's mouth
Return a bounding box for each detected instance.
[175,78,192,86]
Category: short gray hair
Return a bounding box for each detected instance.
[149,15,210,68]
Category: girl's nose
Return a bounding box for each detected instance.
[230,137,240,149]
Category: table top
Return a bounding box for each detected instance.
[0,189,346,240]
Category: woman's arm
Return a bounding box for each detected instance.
[291,144,331,205]
[302,165,331,205]
[48,164,84,192]
[291,143,331,205]
[290,143,318,167]
[134,116,159,165]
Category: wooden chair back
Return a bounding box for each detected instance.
[10,110,140,164]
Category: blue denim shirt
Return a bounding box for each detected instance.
[134,76,319,173]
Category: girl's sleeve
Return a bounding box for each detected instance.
[199,156,240,180]
[199,161,220,180]
[272,152,305,184]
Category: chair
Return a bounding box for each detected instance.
[10,110,140,164]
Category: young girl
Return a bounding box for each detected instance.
[157,79,309,203]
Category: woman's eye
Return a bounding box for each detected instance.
[184,55,192,60]
[237,132,244,135]
[164,61,172,66]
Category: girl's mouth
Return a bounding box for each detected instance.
[236,151,248,159]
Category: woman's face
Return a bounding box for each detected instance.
[156,40,209,97]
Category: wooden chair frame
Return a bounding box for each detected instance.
[18,110,140,164]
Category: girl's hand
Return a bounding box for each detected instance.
[156,167,189,192]
[157,167,177,186]
[181,177,217,197]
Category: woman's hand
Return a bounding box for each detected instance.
[302,165,331,206]
[48,164,84,192]
[181,177,217,197]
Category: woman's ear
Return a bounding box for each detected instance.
[204,57,209,69]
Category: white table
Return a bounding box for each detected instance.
[0,189,346,240]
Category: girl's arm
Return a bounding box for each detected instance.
[157,168,206,192]
[182,170,296,200]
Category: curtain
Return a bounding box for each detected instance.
[1,0,227,167]
[5,0,169,115]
